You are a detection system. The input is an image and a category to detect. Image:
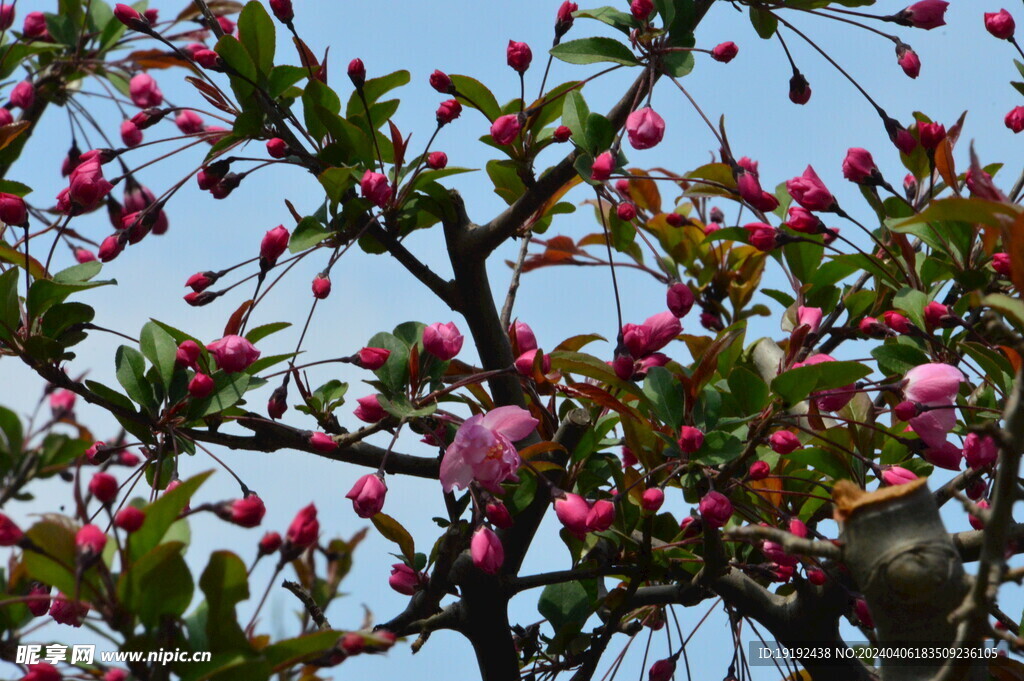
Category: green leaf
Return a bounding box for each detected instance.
[268,65,307,98]
[302,79,341,142]
[693,430,744,465]
[871,342,930,377]
[584,112,614,155]
[727,366,769,414]
[245,322,291,344]
[371,513,415,562]
[749,7,778,38]
[449,75,501,122]
[0,405,24,457]
[771,361,871,406]
[116,345,157,411]
[575,7,635,34]
[0,268,18,341]
[347,70,410,116]
[550,37,639,66]
[199,551,251,653]
[139,321,178,391]
[643,367,683,429]
[539,581,593,635]
[130,471,212,561]
[0,180,32,197]
[26,275,114,319]
[199,372,252,417]
[893,287,929,331]
[118,542,194,626]
[561,90,590,143]
[984,293,1024,332]
[783,238,823,283]
[288,216,332,253]
[215,35,258,102]
[889,198,1018,230]
[237,0,275,76]
[263,631,343,669]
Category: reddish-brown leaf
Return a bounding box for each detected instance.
[128,49,192,70]
[223,299,253,337]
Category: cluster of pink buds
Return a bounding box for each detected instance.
[612,311,680,381]
[509,320,550,377]
[554,492,615,539]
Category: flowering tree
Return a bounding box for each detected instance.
[2,1,1024,680]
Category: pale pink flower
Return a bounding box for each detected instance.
[440,406,538,493]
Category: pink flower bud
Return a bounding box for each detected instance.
[586,499,615,532]
[856,316,885,338]
[228,495,266,527]
[266,137,288,158]
[744,222,779,251]
[699,491,732,528]
[128,73,162,108]
[881,464,917,487]
[556,1,578,36]
[553,125,572,142]
[360,169,392,207]
[347,58,365,88]
[175,340,201,368]
[923,301,951,329]
[788,73,811,105]
[97,234,124,262]
[1006,106,1024,133]
[648,657,676,681]
[896,44,921,79]
[286,503,319,548]
[485,502,514,529]
[748,460,771,480]
[985,9,1015,39]
[312,275,331,299]
[389,563,423,595]
[616,202,636,221]
[75,524,107,556]
[27,583,51,617]
[49,389,76,416]
[882,310,911,334]
[119,120,142,148]
[207,335,261,373]
[22,663,61,681]
[23,12,48,39]
[679,515,700,538]
[216,16,235,34]
[10,81,34,109]
[260,224,290,266]
[964,432,998,469]
[807,568,827,585]
[918,122,946,151]
[621,446,638,467]
[625,107,665,150]
[194,49,222,70]
[768,430,800,454]
[786,165,835,212]
[0,192,26,226]
[630,0,654,21]
[797,306,822,333]
[429,70,452,93]
[641,488,664,512]
[611,353,634,381]
[842,148,878,184]
[423,321,464,360]
[0,5,14,31]
[74,248,97,263]
[590,151,615,181]
[427,151,448,169]
[555,493,590,539]
[0,513,24,546]
[186,272,214,292]
[346,474,387,517]
[666,283,694,317]
[354,394,387,423]
[506,40,533,73]
[357,347,391,370]
[788,518,807,538]
[88,472,118,504]
[784,206,822,234]
[114,506,145,533]
[490,114,522,146]
[678,426,704,453]
[188,372,215,398]
[895,0,948,30]
[269,0,294,23]
[711,41,738,63]
[436,98,462,125]
[309,432,337,452]
[85,441,107,464]
[49,594,89,627]
[258,531,282,555]
[267,386,287,419]
[993,252,1012,277]
[471,525,504,574]
[969,499,989,530]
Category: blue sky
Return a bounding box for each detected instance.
[3,0,1024,679]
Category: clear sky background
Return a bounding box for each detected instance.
[3,0,1024,679]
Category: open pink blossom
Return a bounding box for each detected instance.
[903,363,964,404]
[440,406,538,493]
[206,335,261,373]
